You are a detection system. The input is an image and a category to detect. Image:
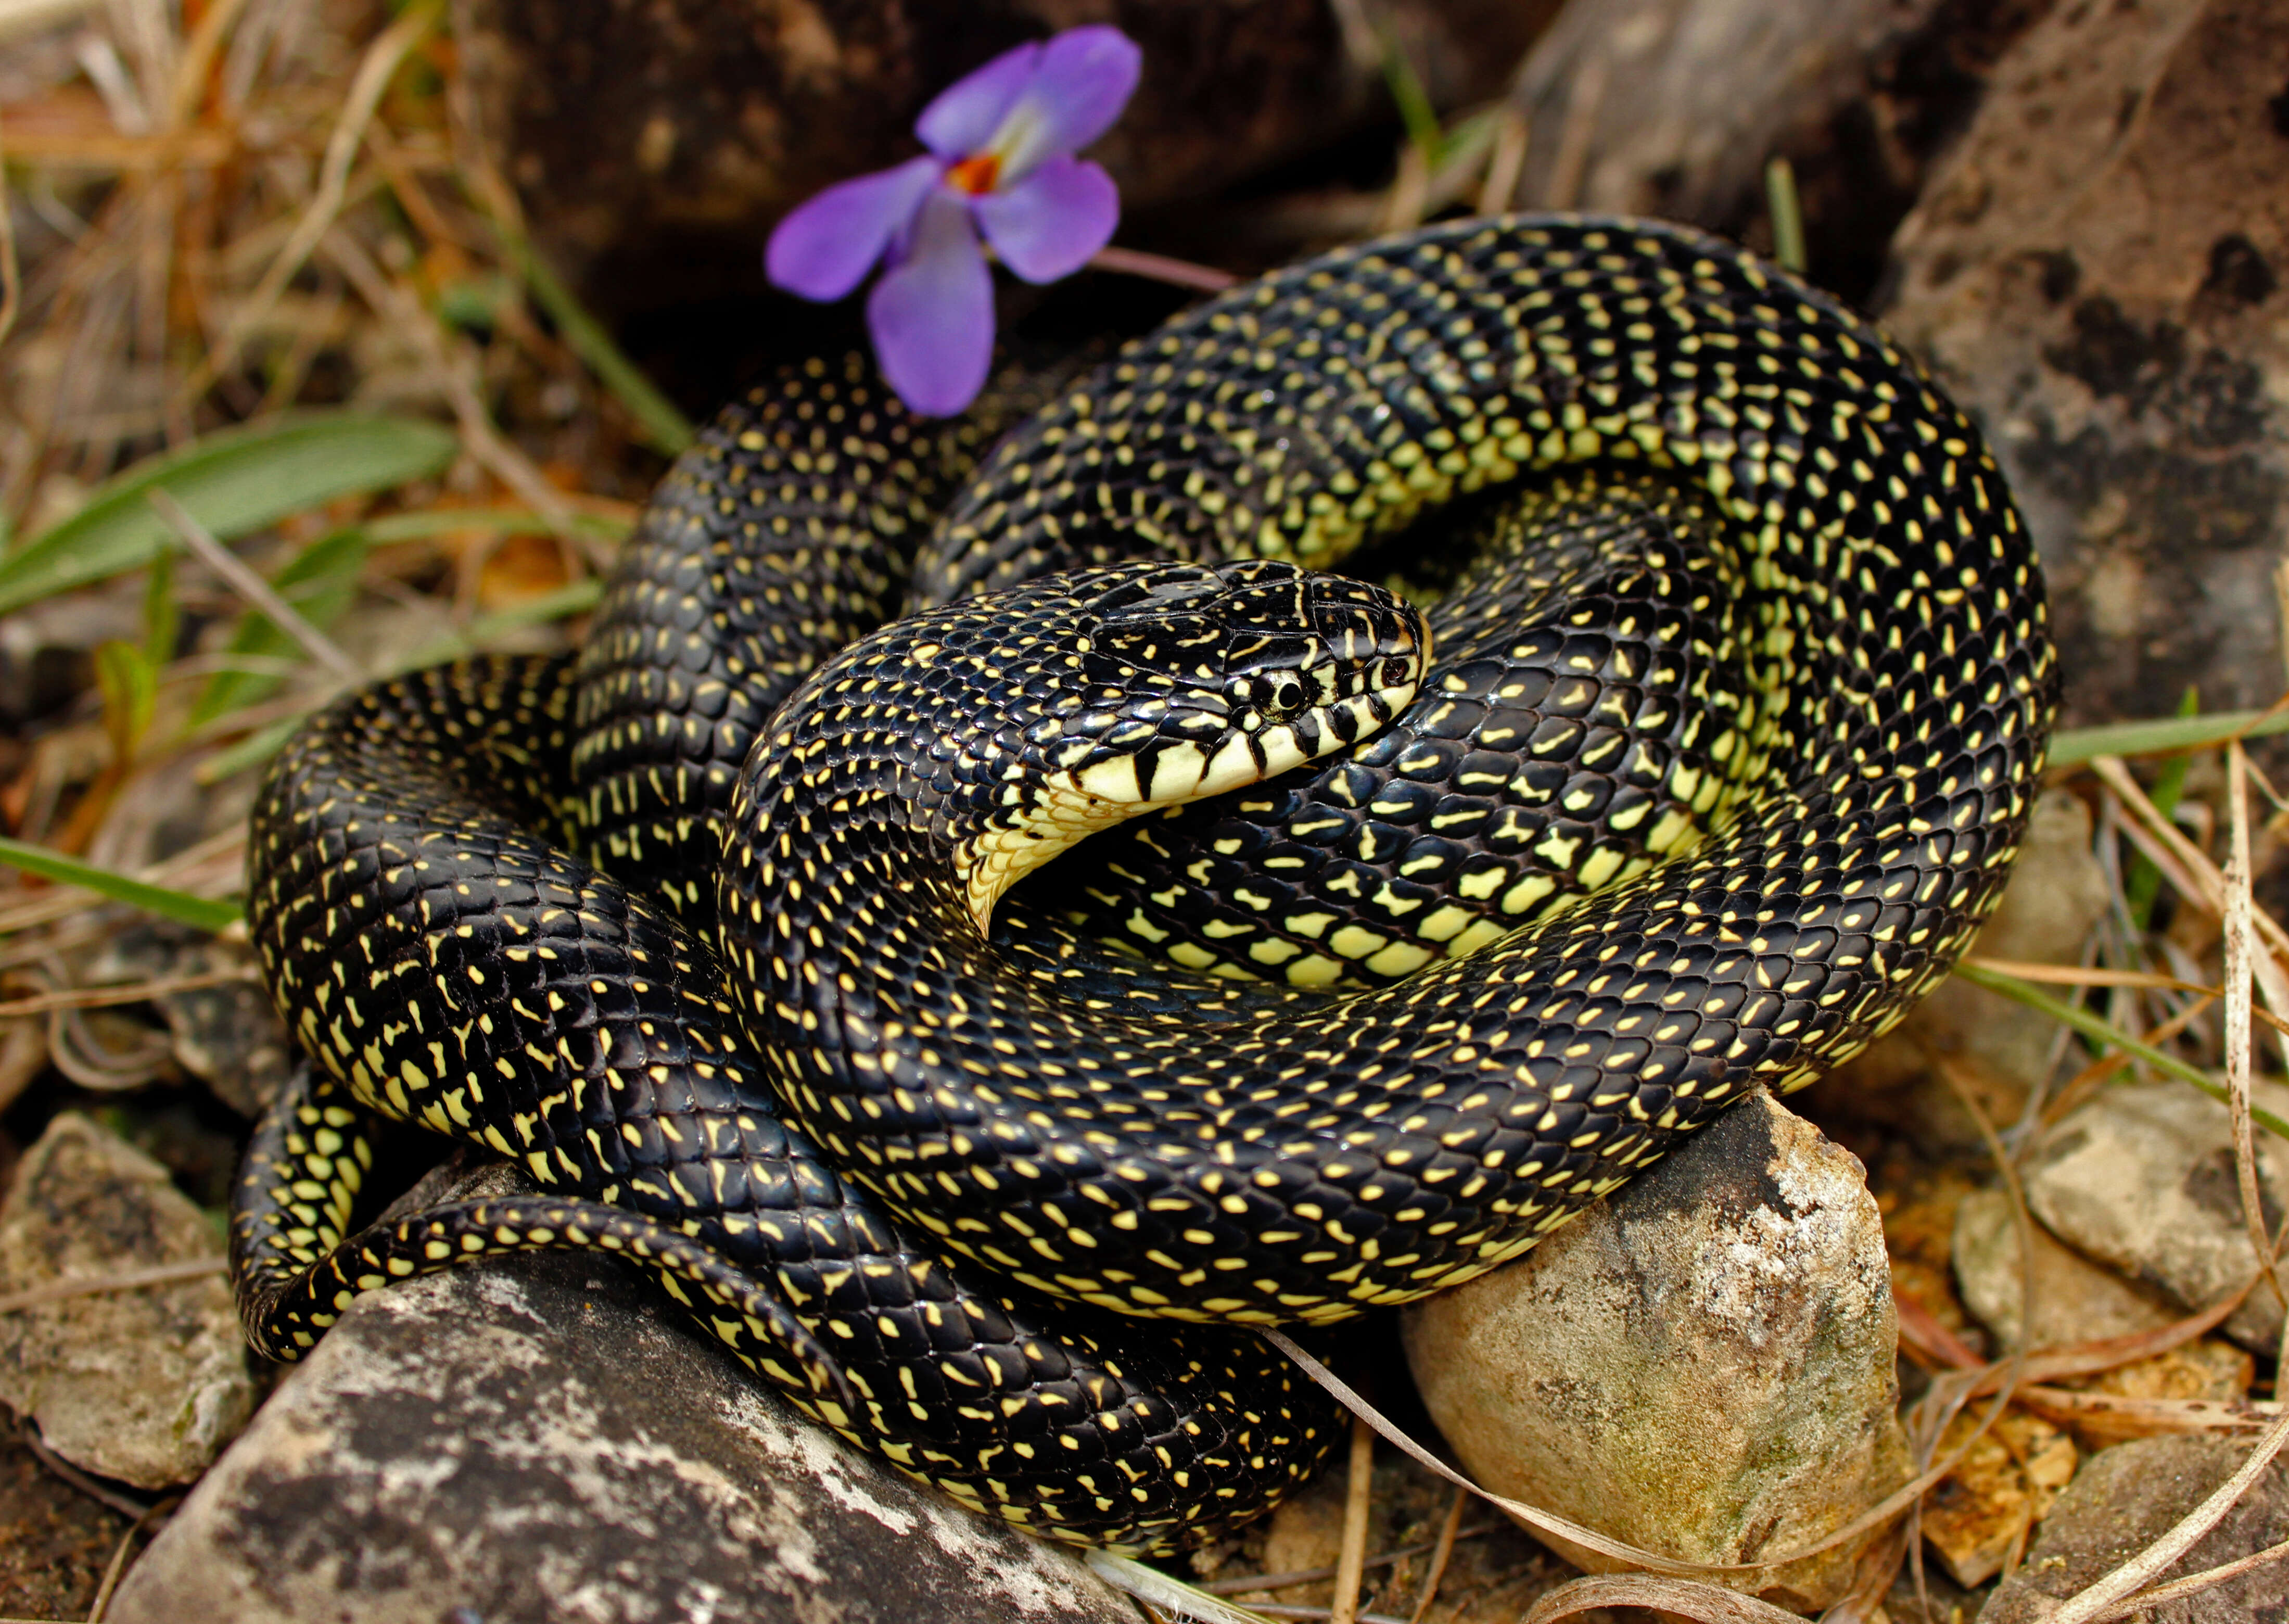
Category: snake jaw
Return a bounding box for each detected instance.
[954,651,1428,935]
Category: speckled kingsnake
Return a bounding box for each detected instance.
[233,215,2057,1552]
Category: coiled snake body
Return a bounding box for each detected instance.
[235,217,2056,1552]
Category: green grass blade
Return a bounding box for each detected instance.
[0,836,241,932]
[389,577,605,673]
[507,242,694,456]
[1953,961,2289,1140]
[0,413,456,616]
[363,506,632,544]
[194,713,308,786]
[1764,156,1807,274]
[190,527,370,727]
[2049,707,2289,766]
[1376,29,1445,165]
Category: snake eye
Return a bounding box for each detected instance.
[1380,656,1414,689]
[1267,679,1307,717]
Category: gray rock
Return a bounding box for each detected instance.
[1951,1185,2180,1353]
[0,1113,252,1489]
[1398,1091,1909,1614]
[106,1241,1135,1624]
[1489,0,2054,304]
[1885,0,2289,732]
[2021,1079,2289,1354]
[1980,1436,2289,1623]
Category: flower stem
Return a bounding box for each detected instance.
[1087,245,1238,293]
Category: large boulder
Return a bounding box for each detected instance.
[1885,0,2289,728]
[107,1241,1138,1624]
[1400,1090,1910,1614]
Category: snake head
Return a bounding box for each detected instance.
[1059,559,1428,804]
[952,559,1427,931]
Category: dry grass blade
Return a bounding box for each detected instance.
[2042,1405,2289,1624]
[1260,1327,1976,1580]
[1521,1573,1805,1624]
[2223,741,2283,1316]
[2016,1385,2280,1441]
[316,230,587,548]
[1539,52,1605,211]
[2017,1274,2258,1385]
[1200,1520,1498,1596]
[1476,106,1528,215]
[1086,1550,1293,1624]
[0,967,255,1016]
[2041,993,2214,1127]
[1910,1266,2263,1406]
[1895,1286,1987,1370]
[84,1491,178,1623]
[2077,1533,2289,1620]
[160,0,251,130]
[1967,955,2289,1038]
[194,0,439,391]
[2094,753,2289,1069]
[147,489,360,682]
[0,117,20,349]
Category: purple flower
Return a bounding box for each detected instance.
[765,26,1142,417]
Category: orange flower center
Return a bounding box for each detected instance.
[945,154,1002,196]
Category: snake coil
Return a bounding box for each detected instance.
[235,215,2056,1552]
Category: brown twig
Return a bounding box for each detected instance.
[1202,1520,1499,1596]
[0,1258,227,1316]
[1405,1487,1469,1624]
[0,968,256,1017]
[18,1424,150,1521]
[1260,1326,1980,1581]
[1330,1411,1376,1624]
[85,1492,177,1623]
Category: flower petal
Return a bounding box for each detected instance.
[986,26,1141,179]
[866,191,995,416]
[973,156,1118,284]
[914,40,1040,158]
[765,156,940,301]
